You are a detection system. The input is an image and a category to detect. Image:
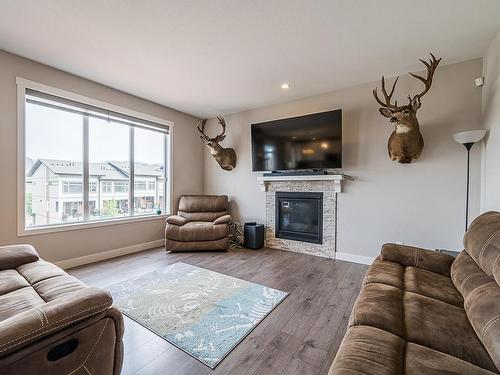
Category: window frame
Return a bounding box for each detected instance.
[17,77,174,236]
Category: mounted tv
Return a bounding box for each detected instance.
[251,109,342,172]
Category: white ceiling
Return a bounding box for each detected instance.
[1,0,499,118]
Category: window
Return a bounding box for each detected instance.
[89,116,129,220]
[114,182,129,193]
[134,181,147,191]
[134,128,165,215]
[19,78,171,233]
[63,181,83,194]
[62,201,83,221]
[102,182,112,193]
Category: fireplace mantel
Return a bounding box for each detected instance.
[257,174,343,193]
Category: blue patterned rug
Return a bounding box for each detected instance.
[106,262,288,368]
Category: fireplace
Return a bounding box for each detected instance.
[275,192,323,244]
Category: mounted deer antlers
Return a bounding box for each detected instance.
[373,53,441,164]
[197,117,237,171]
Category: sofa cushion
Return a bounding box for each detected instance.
[453,211,500,371]
[214,214,231,225]
[0,270,30,295]
[405,343,498,375]
[16,260,68,284]
[165,215,188,226]
[178,195,228,213]
[381,243,455,276]
[330,325,498,375]
[178,210,228,222]
[177,195,229,222]
[404,266,464,307]
[0,288,45,322]
[453,250,500,372]
[0,245,39,271]
[328,325,405,375]
[452,251,493,300]
[349,283,404,338]
[165,221,229,242]
[404,292,497,372]
[463,211,500,282]
[363,258,404,289]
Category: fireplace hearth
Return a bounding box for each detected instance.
[275,192,323,244]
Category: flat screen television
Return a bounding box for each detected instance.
[251,109,342,171]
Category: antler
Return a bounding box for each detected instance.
[373,76,401,110]
[212,116,227,142]
[197,119,209,140]
[197,117,228,143]
[409,53,441,99]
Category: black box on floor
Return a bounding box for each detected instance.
[243,223,264,249]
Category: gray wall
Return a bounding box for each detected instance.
[0,50,203,263]
[482,31,500,211]
[203,59,483,258]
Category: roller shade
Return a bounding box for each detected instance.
[26,88,169,134]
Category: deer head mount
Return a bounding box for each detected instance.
[373,53,441,164]
[197,116,237,171]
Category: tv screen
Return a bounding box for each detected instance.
[251,109,342,171]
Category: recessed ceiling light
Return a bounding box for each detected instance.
[281,83,291,89]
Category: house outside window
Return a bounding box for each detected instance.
[19,78,172,234]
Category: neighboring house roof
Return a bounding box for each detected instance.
[108,161,164,177]
[27,159,163,179]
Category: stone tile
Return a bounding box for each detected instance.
[264,180,337,259]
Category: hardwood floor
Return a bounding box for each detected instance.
[68,247,367,375]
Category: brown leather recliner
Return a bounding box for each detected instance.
[165,195,231,251]
[0,244,124,375]
[329,211,500,375]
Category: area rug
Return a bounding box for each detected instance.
[106,262,288,368]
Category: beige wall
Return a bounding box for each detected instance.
[203,59,483,258]
[0,50,203,263]
[482,31,500,211]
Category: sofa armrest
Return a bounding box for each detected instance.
[214,215,231,225]
[166,215,188,226]
[0,287,113,357]
[381,243,455,276]
[0,244,39,271]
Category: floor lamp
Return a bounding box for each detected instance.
[453,130,487,231]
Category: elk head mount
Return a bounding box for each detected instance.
[197,116,237,171]
[373,53,441,164]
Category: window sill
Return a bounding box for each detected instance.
[18,214,169,237]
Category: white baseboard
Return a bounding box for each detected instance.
[334,252,375,265]
[55,239,164,269]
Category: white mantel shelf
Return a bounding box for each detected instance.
[257,174,343,193]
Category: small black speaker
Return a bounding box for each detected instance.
[243,223,264,250]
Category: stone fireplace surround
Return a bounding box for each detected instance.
[259,175,342,259]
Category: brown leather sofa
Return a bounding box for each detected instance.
[165,195,231,251]
[330,211,500,375]
[0,244,124,375]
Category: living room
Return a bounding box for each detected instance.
[0,1,499,374]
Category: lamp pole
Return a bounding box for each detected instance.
[463,142,474,231]
[453,130,487,232]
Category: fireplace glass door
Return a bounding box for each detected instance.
[275,192,323,244]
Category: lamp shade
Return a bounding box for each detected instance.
[453,130,487,144]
